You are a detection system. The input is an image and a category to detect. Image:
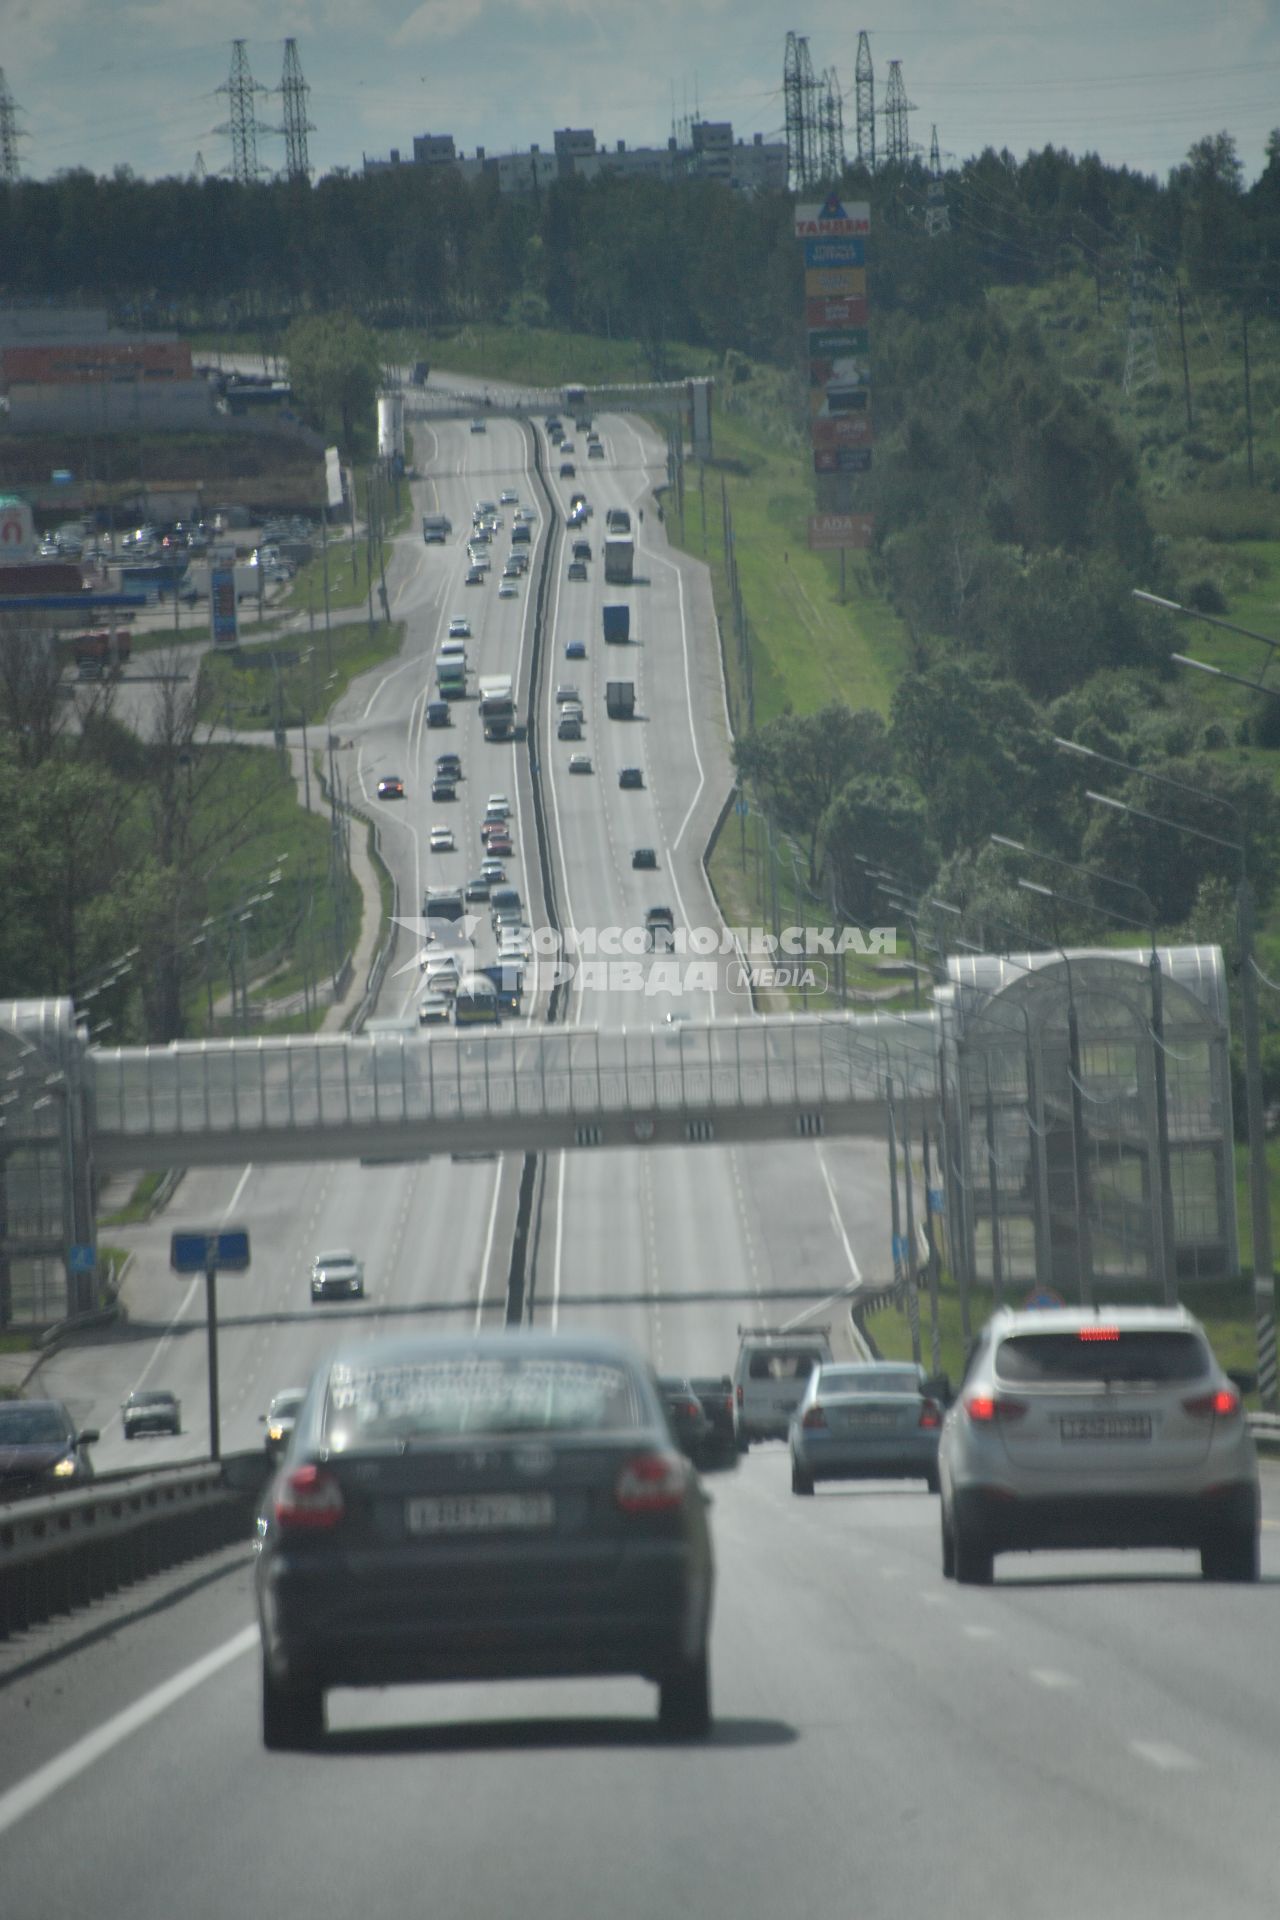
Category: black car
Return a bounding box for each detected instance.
[255,1332,714,1748]
[619,767,644,789]
[431,777,457,802]
[632,848,657,870]
[690,1377,737,1461]
[122,1389,181,1439]
[657,1377,713,1462]
[0,1399,98,1499]
[435,754,462,780]
[427,701,451,728]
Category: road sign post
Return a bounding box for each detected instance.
[170,1229,251,1463]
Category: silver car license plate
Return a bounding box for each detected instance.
[1060,1415,1152,1442]
[406,1493,554,1534]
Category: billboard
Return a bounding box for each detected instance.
[794,197,871,237]
[808,513,874,551]
[814,448,874,476]
[806,295,869,329]
[811,415,874,449]
[802,236,866,270]
[0,495,36,559]
[804,267,867,300]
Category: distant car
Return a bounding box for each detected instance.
[426,701,451,729]
[619,767,643,789]
[572,539,592,561]
[310,1250,364,1303]
[431,777,457,802]
[448,618,470,639]
[632,847,657,869]
[465,875,492,902]
[480,859,507,884]
[690,1377,737,1461]
[377,774,406,801]
[560,461,576,478]
[514,506,536,524]
[417,992,453,1026]
[588,441,605,459]
[658,1377,713,1460]
[555,684,579,704]
[0,1400,98,1498]
[938,1304,1261,1585]
[465,566,485,586]
[481,819,509,844]
[122,1389,181,1440]
[790,1361,942,1498]
[560,440,575,456]
[262,1389,306,1460]
[485,833,513,858]
[423,954,461,995]
[254,1331,713,1748]
[557,715,582,741]
[470,418,486,433]
[487,794,511,816]
[565,639,586,659]
[569,752,593,774]
[567,560,588,582]
[430,825,455,852]
[502,560,521,578]
[499,489,518,505]
[498,579,518,599]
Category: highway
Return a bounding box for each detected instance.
[9,411,1280,1916]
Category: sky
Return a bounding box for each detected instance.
[3,0,1280,186]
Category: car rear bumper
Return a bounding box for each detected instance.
[951,1480,1259,1552]
[794,1433,938,1480]
[258,1552,710,1689]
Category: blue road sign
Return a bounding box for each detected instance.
[891,1234,909,1264]
[735,798,749,818]
[1023,1287,1066,1311]
[927,1188,945,1214]
[68,1243,96,1273]
[170,1227,251,1274]
[803,236,866,270]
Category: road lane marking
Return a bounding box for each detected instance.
[0,1626,258,1839]
[1029,1668,1081,1690]
[963,1623,997,1639]
[1131,1740,1199,1772]
[474,1160,505,1330]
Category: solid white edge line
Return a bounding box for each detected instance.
[0,1626,259,1840]
[473,1159,505,1330]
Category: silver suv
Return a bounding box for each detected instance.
[938,1306,1259,1586]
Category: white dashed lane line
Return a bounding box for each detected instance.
[1131,1740,1200,1772]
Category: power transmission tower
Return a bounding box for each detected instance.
[784,31,820,190]
[193,151,207,182]
[0,67,26,184]
[819,68,846,183]
[216,40,272,185]
[278,38,314,181]
[880,58,914,168]
[925,124,950,237]
[854,31,875,173]
[1122,234,1159,394]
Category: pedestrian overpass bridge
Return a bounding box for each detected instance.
[85,1012,942,1171]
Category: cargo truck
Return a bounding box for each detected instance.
[58,628,132,677]
[603,533,634,585]
[478,674,517,741]
[606,681,635,719]
[436,648,467,699]
[602,605,630,644]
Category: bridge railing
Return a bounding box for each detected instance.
[89,1013,942,1143]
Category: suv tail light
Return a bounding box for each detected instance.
[274,1464,345,1531]
[736,1383,743,1406]
[616,1451,685,1513]
[801,1405,827,1430]
[1183,1387,1242,1420]
[918,1399,943,1429]
[964,1393,1028,1425]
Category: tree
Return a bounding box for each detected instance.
[282,312,385,451]
[733,705,892,883]
[820,774,933,923]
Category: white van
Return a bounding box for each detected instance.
[733,1325,833,1449]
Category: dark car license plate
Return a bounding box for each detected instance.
[406,1493,554,1534]
[1060,1415,1152,1442]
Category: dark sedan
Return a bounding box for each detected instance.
[122,1389,181,1439]
[657,1376,713,1462]
[0,1399,98,1499]
[690,1377,737,1461]
[255,1332,714,1749]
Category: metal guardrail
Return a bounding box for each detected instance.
[0,1457,266,1640]
[1247,1412,1280,1451]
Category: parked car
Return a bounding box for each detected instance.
[122,1389,181,1440]
[254,1331,714,1747]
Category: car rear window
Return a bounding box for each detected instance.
[995,1329,1209,1385]
[746,1349,824,1381]
[821,1368,920,1396]
[324,1355,647,1444]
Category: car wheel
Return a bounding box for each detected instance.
[924,1465,940,1495]
[261,1658,325,1751]
[658,1648,711,1739]
[791,1460,815,1496]
[1201,1527,1260,1583]
[953,1521,994,1586]
[736,1433,749,1455]
[940,1506,956,1579]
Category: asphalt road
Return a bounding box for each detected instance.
[16,416,1278,1917]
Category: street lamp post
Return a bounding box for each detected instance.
[1058,735,1275,1405]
